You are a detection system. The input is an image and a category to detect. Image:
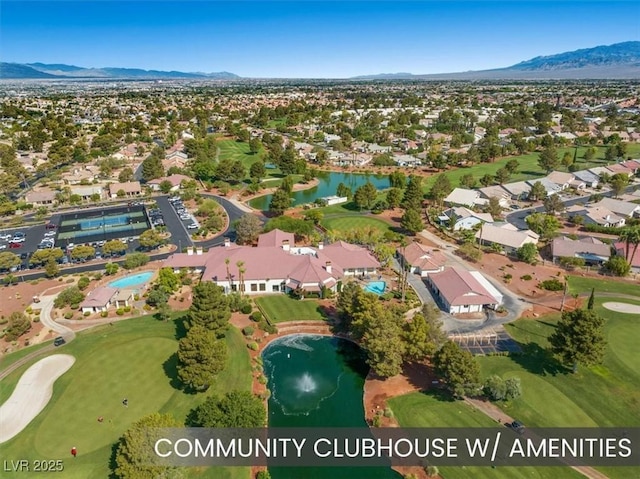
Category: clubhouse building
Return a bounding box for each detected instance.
[163,229,380,295]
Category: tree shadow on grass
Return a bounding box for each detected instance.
[162,352,186,392]
[419,386,456,403]
[108,440,120,479]
[509,342,568,377]
[173,314,189,341]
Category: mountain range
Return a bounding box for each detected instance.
[0,63,240,80]
[1,41,639,80]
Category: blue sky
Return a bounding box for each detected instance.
[1,1,638,78]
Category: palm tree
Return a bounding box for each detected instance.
[224,257,232,293]
[236,260,246,296]
[619,226,640,263]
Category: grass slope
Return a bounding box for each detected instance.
[389,392,581,479]
[423,144,640,191]
[255,295,327,323]
[0,313,251,479]
[322,215,392,234]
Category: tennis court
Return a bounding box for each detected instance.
[56,205,151,245]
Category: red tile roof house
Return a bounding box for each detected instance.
[80,286,118,314]
[397,242,446,277]
[108,181,141,198]
[147,174,191,192]
[163,231,380,295]
[426,267,503,315]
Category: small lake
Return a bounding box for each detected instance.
[250,171,390,210]
[262,334,400,479]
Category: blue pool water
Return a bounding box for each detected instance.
[364,281,386,295]
[108,271,153,289]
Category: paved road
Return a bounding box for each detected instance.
[38,295,75,340]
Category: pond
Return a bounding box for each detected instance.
[250,171,390,210]
[262,334,400,479]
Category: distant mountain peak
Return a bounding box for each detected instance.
[0,62,240,80]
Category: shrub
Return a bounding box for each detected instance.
[520,274,532,281]
[101,311,108,318]
[250,311,263,322]
[116,308,125,316]
[258,321,277,334]
[539,278,564,291]
[64,312,73,319]
[3,312,31,341]
[242,326,255,336]
[247,341,259,351]
[70,303,80,310]
[256,471,272,479]
[383,408,394,418]
[124,306,132,313]
[425,465,439,478]
[83,311,90,317]
[240,304,253,315]
[77,276,90,291]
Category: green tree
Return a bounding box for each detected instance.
[122,252,149,270]
[249,161,266,180]
[4,311,31,341]
[303,209,323,225]
[505,159,520,174]
[604,255,631,277]
[429,173,453,206]
[139,229,164,250]
[433,341,481,397]
[45,257,60,278]
[538,145,560,173]
[114,413,182,479]
[0,252,21,271]
[528,181,547,201]
[480,174,494,187]
[30,248,64,266]
[386,187,403,208]
[189,281,230,337]
[70,245,95,261]
[353,181,377,210]
[157,267,180,293]
[459,173,477,189]
[336,182,352,199]
[141,154,164,182]
[401,208,424,235]
[609,173,629,198]
[234,214,263,245]
[403,311,441,362]
[105,262,119,275]
[487,196,503,219]
[158,180,173,194]
[53,286,84,308]
[177,325,227,391]
[103,239,127,257]
[543,194,565,215]
[587,288,595,310]
[517,242,538,264]
[494,167,510,184]
[402,175,424,211]
[389,171,406,189]
[526,213,561,239]
[215,158,245,184]
[193,391,266,427]
[118,167,135,183]
[269,188,291,216]
[618,226,640,263]
[549,308,607,373]
[249,137,261,154]
[584,147,596,162]
[561,151,574,170]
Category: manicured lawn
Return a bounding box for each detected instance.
[567,275,640,297]
[0,340,54,373]
[322,215,392,234]
[389,392,581,479]
[423,143,640,191]
[255,295,327,323]
[0,314,251,479]
[217,139,275,176]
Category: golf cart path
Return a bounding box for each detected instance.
[0,354,75,444]
[465,398,609,479]
[602,302,640,314]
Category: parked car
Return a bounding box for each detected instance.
[187,223,199,229]
[11,237,26,243]
[53,336,66,347]
[45,223,57,230]
[9,242,22,248]
[0,234,11,240]
[44,231,56,237]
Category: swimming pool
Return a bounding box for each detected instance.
[108,271,153,289]
[364,281,386,295]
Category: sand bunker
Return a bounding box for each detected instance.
[602,302,640,314]
[0,354,75,443]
